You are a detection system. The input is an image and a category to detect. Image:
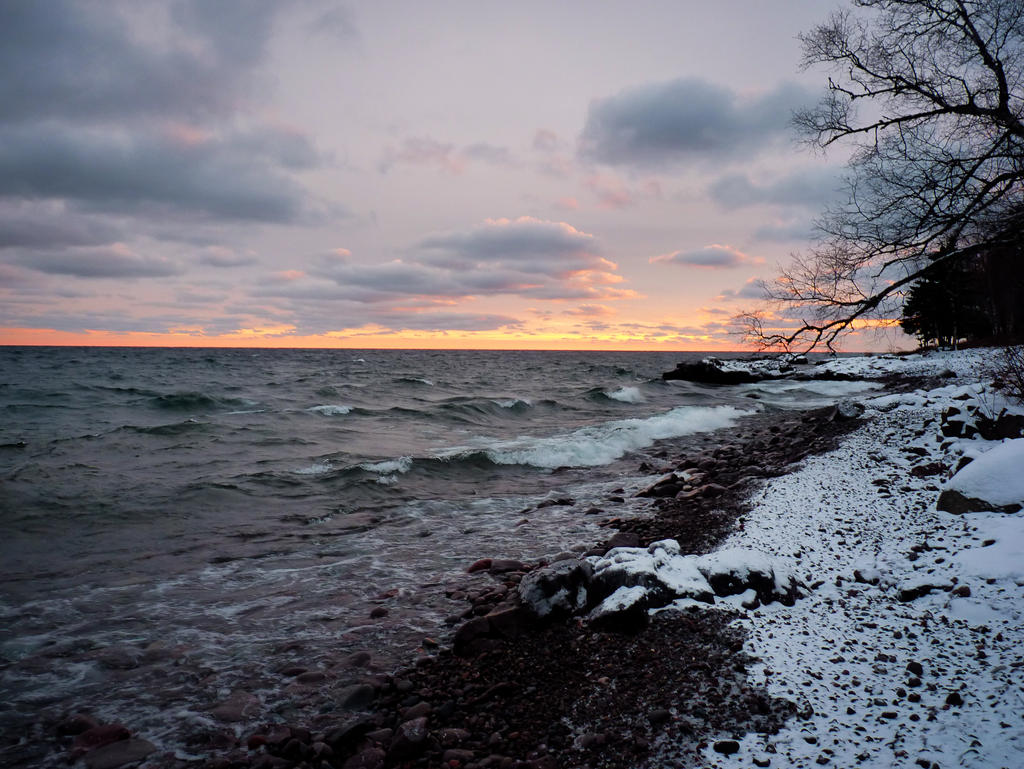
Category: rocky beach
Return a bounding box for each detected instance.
[32,348,1024,769]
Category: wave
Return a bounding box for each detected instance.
[445,404,752,469]
[123,419,208,437]
[149,391,255,412]
[359,457,413,475]
[307,404,352,416]
[604,386,645,403]
[494,397,533,409]
[393,376,434,386]
[295,461,332,476]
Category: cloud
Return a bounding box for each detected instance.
[417,216,606,275]
[10,244,182,278]
[0,201,121,249]
[708,168,842,210]
[199,247,258,268]
[462,143,516,166]
[0,124,323,223]
[258,217,635,331]
[716,277,767,301]
[579,78,812,167]
[650,244,763,269]
[0,0,333,266]
[563,304,616,317]
[753,219,817,243]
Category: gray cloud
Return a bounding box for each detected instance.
[0,0,275,125]
[199,248,259,268]
[0,124,321,223]
[0,201,121,249]
[650,244,762,269]
[417,216,602,275]
[708,168,842,209]
[579,78,812,167]
[717,277,766,301]
[0,0,333,271]
[9,245,182,279]
[259,217,632,314]
[752,219,816,243]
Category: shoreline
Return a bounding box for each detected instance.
[193,389,892,769]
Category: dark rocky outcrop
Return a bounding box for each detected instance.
[936,489,1022,515]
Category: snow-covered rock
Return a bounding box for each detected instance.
[516,558,592,617]
[937,438,1024,513]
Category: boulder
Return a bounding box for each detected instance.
[936,489,1022,515]
[835,400,865,419]
[938,438,1024,513]
[387,717,429,761]
[637,473,684,498]
[662,360,763,384]
[517,558,593,618]
[586,586,650,632]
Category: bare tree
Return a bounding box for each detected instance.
[746,0,1024,350]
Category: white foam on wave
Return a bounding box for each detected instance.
[307,404,352,416]
[495,397,533,408]
[360,456,413,475]
[468,405,752,469]
[295,460,332,475]
[605,386,644,403]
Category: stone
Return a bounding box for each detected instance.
[401,701,431,720]
[83,739,156,769]
[57,713,100,736]
[945,691,964,706]
[489,559,527,574]
[343,650,373,668]
[517,558,593,618]
[484,604,531,639]
[648,708,671,726]
[437,728,472,747]
[637,474,684,498]
[388,717,429,761]
[453,615,493,655]
[835,400,865,419]
[467,558,493,573]
[586,585,650,632]
[606,531,640,548]
[937,488,1022,515]
[210,690,260,723]
[343,746,386,769]
[662,360,763,384]
[337,683,377,710]
[906,660,924,676]
[713,740,740,755]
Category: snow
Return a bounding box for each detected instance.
[691,348,1024,769]
[952,513,1024,584]
[944,438,1024,508]
[586,540,799,611]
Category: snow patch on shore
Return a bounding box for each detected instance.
[698,349,1024,769]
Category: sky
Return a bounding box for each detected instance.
[1,0,906,351]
